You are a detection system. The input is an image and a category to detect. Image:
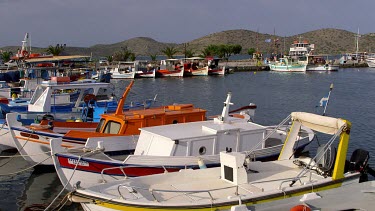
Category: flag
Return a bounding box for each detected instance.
[318,96,329,107]
[265,39,271,43]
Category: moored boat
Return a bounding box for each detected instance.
[7,81,207,165]
[182,57,209,76]
[109,61,136,79]
[208,58,225,75]
[269,57,306,72]
[156,59,184,77]
[50,92,314,191]
[366,57,375,68]
[68,111,369,211]
[0,80,115,152]
[306,56,339,71]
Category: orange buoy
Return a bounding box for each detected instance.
[290,204,311,211]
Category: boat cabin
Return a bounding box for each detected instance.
[27,80,111,113]
[94,104,207,135]
[134,117,270,157]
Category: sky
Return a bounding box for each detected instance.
[0,0,373,48]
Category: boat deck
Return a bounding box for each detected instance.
[89,159,327,205]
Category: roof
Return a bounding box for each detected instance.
[25,55,90,63]
[140,118,265,141]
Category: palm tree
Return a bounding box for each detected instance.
[185,49,195,58]
[161,46,178,59]
[149,54,157,61]
[0,51,13,62]
[113,47,133,61]
[46,44,66,56]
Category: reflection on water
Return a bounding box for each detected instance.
[1,68,375,209]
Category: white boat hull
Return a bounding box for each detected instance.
[269,64,306,72]
[6,113,137,165]
[184,67,209,76]
[306,64,339,71]
[366,58,375,68]
[110,71,135,79]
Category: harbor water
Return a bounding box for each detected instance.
[1,68,375,210]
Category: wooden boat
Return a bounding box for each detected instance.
[182,57,209,76]
[269,57,306,72]
[249,178,375,211]
[208,58,225,75]
[6,81,207,165]
[156,59,184,77]
[50,92,314,191]
[68,112,370,211]
[0,80,115,152]
[110,61,136,79]
[306,55,339,72]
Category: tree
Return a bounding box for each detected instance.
[149,54,157,61]
[0,51,13,62]
[46,44,66,56]
[161,46,178,59]
[248,48,256,58]
[185,49,195,58]
[129,53,136,61]
[201,44,242,59]
[113,47,133,61]
[106,55,113,63]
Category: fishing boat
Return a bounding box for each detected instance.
[6,81,207,165]
[249,178,375,211]
[0,80,117,152]
[49,92,314,191]
[208,58,225,75]
[182,57,209,76]
[156,59,184,77]
[68,111,370,211]
[366,57,375,68]
[133,61,156,78]
[109,61,136,79]
[306,56,339,72]
[269,57,306,72]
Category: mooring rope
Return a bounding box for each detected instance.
[44,148,103,211]
[0,155,51,176]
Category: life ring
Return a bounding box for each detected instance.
[290,204,311,211]
[83,94,97,105]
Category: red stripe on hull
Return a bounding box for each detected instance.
[58,156,181,177]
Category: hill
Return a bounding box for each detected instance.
[2,28,375,58]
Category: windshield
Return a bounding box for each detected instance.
[96,118,105,132]
[102,121,121,134]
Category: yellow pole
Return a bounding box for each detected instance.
[332,120,351,180]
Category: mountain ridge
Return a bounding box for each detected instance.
[2,28,375,58]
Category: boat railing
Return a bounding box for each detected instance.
[117,184,241,202]
[100,165,170,182]
[244,114,291,160]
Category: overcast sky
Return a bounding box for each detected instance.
[0,0,373,48]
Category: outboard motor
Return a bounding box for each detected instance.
[347,149,374,182]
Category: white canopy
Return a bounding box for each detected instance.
[291,112,347,135]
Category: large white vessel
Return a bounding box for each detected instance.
[289,38,314,61]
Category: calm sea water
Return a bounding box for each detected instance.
[1,68,375,210]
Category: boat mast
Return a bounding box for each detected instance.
[354,28,360,61]
[216,92,233,123]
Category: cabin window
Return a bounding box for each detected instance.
[96,118,106,132]
[199,146,206,155]
[103,121,121,134]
